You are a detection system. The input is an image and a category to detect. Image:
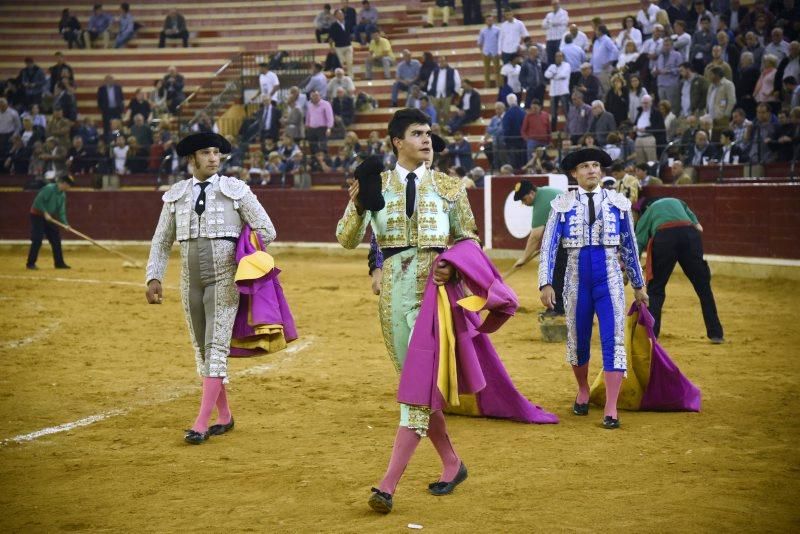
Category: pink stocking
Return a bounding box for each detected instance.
[215,384,232,425]
[192,377,223,433]
[572,363,590,404]
[377,426,421,495]
[604,371,624,418]
[427,410,461,482]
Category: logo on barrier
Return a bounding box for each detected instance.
[503,192,533,239]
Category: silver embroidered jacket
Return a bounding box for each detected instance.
[145,175,276,283]
[538,189,644,289]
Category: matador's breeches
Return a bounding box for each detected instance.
[378,247,439,436]
[180,237,239,382]
[562,245,627,372]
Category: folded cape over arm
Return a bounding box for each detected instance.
[398,239,559,424]
[230,225,298,357]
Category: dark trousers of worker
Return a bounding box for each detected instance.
[552,242,567,315]
[27,214,66,267]
[647,226,723,339]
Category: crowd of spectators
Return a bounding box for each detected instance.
[4,0,800,191]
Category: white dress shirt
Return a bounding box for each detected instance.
[192,174,219,204]
[499,18,529,54]
[395,162,426,212]
[542,9,569,41]
[576,185,604,229]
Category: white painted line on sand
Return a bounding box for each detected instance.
[1,337,314,446]
[0,274,177,290]
[0,320,62,350]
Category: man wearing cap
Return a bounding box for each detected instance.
[337,109,478,513]
[511,180,566,316]
[26,174,74,270]
[539,147,648,429]
[145,132,276,444]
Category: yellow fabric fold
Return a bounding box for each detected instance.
[436,285,460,406]
[234,251,275,282]
[457,295,487,312]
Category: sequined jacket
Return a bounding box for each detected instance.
[146,175,276,283]
[336,168,479,250]
[538,189,644,289]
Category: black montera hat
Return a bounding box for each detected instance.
[560,147,612,173]
[355,155,386,211]
[431,133,446,153]
[176,132,232,158]
[513,180,534,201]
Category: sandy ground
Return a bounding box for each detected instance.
[0,244,798,533]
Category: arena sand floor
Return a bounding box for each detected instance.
[0,245,797,532]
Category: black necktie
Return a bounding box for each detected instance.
[586,192,596,226]
[195,182,210,216]
[406,172,416,218]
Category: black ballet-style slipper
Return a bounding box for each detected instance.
[428,463,468,496]
[368,487,393,513]
[573,401,589,416]
[602,416,620,429]
[208,417,234,436]
[184,429,209,444]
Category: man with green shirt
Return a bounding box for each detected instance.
[26,175,73,270]
[512,180,566,315]
[635,197,724,343]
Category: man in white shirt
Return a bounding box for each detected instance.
[641,24,665,61]
[542,0,568,64]
[545,51,571,129]
[499,9,529,64]
[501,55,523,96]
[636,0,660,40]
[257,62,280,103]
[427,56,461,125]
[560,23,589,52]
[672,20,692,62]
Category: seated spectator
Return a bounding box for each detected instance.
[365,32,395,80]
[444,131,474,170]
[323,41,343,73]
[618,40,642,74]
[84,4,113,49]
[303,63,329,98]
[718,128,745,164]
[278,134,302,160]
[579,132,598,148]
[365,130,382,155]
[405,84,426,109]
[46,108,73,150]
[769,106,800,162]
[418,95,437,124]
[67,135,95,174]
[40,136,67,180]
[28,141,46,180]
[684,130,718,168]
[332,86,355,133]
[447,79,481,134]
[588,100,617,145]
[163,66,185,113]
[391,50,421,107]
[603,131,624,161]
[3,135,31,174]
[149,79,168,117]
[92,139,113,176]
[331,146,354,170]
[634,161,663,186]
[21,104,47,130]
[124,134,149,173]
[159,9,189,48]
[130,113,153,148]
[59,9,84,49]
[265,151,285,176]
[125,88,152,125]
[312,150,333,172]
[53,78,78,122]
[425,0,454,27]
[354,0,379,45]
[342,130,363,156]
[484,101,505,169]
[191,111,218,134]
[112,134,129,174]
[75,117,100,147]
[286,151,311,189]
[468,166,485,188]
[326,68,355,100]
[21,117,44,148]
[314,4,335,44]
[671,159,693,184]
[113,3,137,49]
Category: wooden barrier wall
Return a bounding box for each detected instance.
[0,183,798,259]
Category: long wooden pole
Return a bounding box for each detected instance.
[48,218,144,266]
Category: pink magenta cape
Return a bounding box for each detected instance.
[397,240,559,424]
